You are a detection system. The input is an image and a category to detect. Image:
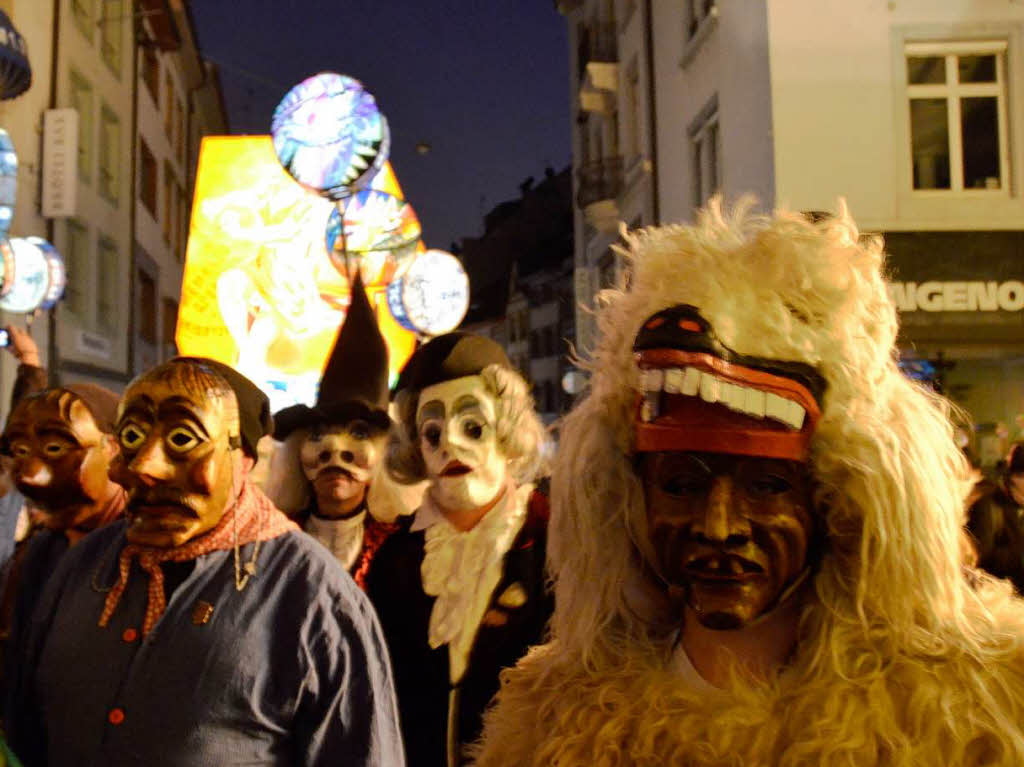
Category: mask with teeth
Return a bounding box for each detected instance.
[632,305,825,629]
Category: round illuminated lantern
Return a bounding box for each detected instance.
[386,249,470,335]
[0,128,17,237]
[26,236,66,310]
[271,72,390,200]
[324,190,421,285]
[0,237,51,313]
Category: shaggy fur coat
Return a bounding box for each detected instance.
[473,202,1024,766]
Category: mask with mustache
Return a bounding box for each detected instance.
[300,421,385,517]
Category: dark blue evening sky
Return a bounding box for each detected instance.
[190,1,571,251]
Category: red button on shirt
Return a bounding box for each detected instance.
[121,628,138,642]
[108,708,125,725]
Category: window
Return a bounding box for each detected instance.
[139,138,157,214]
[176,99,186,163]
[626,62,641,160]
[689,96,720,208]
[162,297,179,355]
[685,0,716,39]
[64,220,90,317]
[906,41,1009,192]
[178,185,189,261]
[69,70,93,183]
[141,45,159,105]
[164,72,176,141]
[71,0,94,42]
[99,0,124,76]
[98,104,120,204]
[163,160,175,243]
[138,270,157,344]
[96,236,119,332]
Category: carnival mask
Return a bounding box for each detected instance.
[113,367,243,548]
[416,375,508,513]
[300,421,385,514]
[4,391,117,528]
[641,451,815,630]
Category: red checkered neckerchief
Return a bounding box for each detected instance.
[98,480,298,636]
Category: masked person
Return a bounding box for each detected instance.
[366,333,551,767]
[265,274,399,589]
[7,357,403,767]
[0,382,125,697]
[474,202,1024,766]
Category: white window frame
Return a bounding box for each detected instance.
[689,101,720,209]
[905,40,1010,196]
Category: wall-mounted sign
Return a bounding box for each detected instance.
[41,109,78,218]
[76,328,112,360]
[888,280,1024,313]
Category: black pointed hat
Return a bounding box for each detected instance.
[272,272,391,439]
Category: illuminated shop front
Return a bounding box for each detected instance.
[885,231,1024,466]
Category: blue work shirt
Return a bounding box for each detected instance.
[8,521,404,767]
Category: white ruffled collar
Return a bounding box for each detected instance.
[416,479,533,683]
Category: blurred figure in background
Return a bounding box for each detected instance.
[967,441,1024,592]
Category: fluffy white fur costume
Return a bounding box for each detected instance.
[473,201,1024,766]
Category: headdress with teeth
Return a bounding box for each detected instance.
[633,304,825,461]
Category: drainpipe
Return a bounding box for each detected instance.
[643,0,660,223]
[127,11,140,376]
[45,0,61,386]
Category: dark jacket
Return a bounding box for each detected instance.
[366,490,552,767]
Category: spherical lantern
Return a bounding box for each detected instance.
[271,72,390,200]
[324,190,421,286]
[0,237,49,313]
[386,249,470,335]
[26,236,65,310]
[0,129,16,238]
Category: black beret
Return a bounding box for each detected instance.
[393,333,512,396]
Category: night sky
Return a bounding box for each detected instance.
[189,1,571,251]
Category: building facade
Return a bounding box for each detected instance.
[561,0,1024,464]
[0,0,224,418]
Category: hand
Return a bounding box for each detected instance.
[5,325,39,366]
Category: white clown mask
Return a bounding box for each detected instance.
[416,375,509,513]
[300,421,384,508]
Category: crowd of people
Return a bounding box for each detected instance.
[0,203,1023,766]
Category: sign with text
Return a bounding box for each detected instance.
[41,109,78,218]
[888,280,1024,313]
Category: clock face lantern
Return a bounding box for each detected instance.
[0,236,63,314]
[271,72,390,201]
[386,249,469,336]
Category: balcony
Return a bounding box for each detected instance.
[577,22,618,113]
[576,157,623,233]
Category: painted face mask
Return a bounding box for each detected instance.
[642,451,816,630]
[300,420,385,514]
[416,375,508,513]
[113,368,242,548]
[4,391,116,528]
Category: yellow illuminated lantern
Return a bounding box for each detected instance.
[176,136,416,414]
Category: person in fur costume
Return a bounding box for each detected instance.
[474,201,1024,767]
[367,333,552,767]
[265,273,406,589]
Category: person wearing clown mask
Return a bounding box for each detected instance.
[474,203,1024,767]
[265,273,402,589]
[366,333,551,767]
[7,356,403,767]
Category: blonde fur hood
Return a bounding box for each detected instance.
[474,201,1024,766]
